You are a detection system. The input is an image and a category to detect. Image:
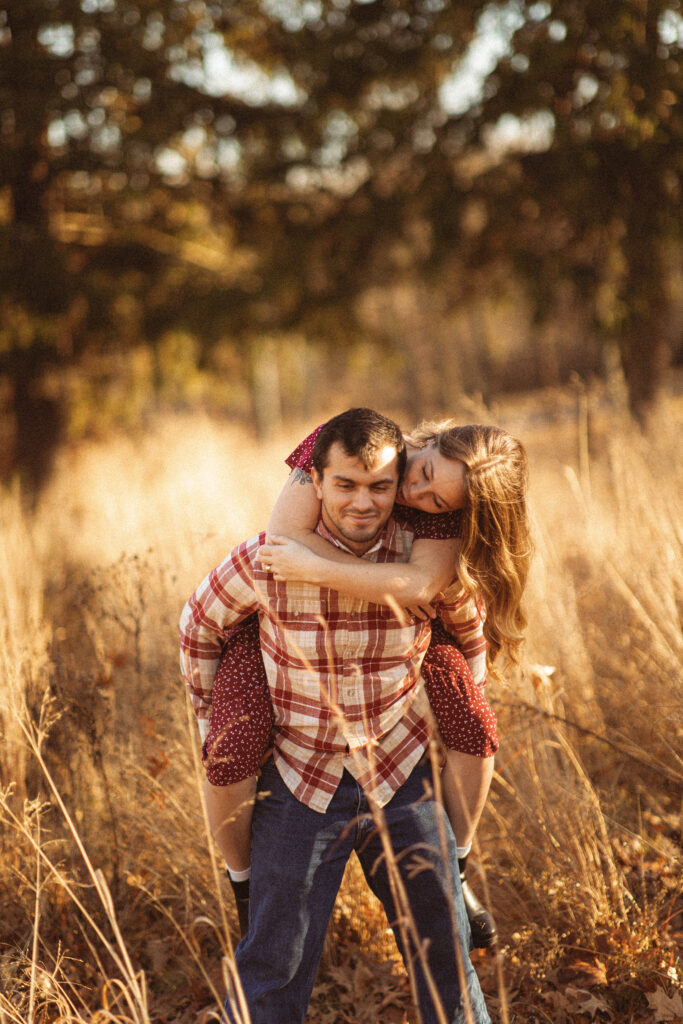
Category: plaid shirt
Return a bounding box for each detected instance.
[179,518,487,812]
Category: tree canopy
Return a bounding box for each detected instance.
[2,0,682,482]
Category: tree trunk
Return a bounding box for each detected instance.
[619,243,672,423]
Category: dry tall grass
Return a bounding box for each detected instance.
[0,398,680,1024]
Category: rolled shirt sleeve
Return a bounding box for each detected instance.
[436,582,488,687]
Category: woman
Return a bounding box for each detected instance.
[201,418,532,945]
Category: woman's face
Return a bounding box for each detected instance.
[398,443,467,514]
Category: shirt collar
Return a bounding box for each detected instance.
[315,516,406,558]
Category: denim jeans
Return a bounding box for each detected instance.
[224,759,491,1024]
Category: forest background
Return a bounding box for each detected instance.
[3,0,683,484]
[1,2,682,1024]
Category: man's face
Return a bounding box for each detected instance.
[312,441,400,555]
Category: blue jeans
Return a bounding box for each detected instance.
[224,759,491,1024]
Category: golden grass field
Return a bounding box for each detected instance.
[0,393,681,1024]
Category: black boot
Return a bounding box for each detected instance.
[228,874,250,938]
[458,856,497,949]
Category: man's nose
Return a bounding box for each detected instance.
[350,487,374,509]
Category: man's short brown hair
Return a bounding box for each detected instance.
[312,408,406,479]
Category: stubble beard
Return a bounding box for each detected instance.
[320,502,385,555]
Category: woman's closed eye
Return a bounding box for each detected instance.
[422,465,445,510]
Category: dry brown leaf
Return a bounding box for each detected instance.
[566,985,613,1020]
[646,987,683,1023]
[557,952,609,988]
[542,989,571,1024]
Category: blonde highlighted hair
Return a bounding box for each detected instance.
[408,420,533,676]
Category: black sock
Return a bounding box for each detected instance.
[228,875,250,902]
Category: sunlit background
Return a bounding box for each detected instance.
[3,0,683,490]
[1,4,681,1023]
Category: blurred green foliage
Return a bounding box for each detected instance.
[1,0,682,485]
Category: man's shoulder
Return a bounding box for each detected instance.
[440,578,466,602]
[243,530,267,552]
[218,531,267,572]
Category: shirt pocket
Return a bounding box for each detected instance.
[276,598,330,663]
[281,596,328,624]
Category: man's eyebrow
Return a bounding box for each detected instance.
[330,474,396,485]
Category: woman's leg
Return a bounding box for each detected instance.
[442,750,497,948]
[421,622,499,946]
[422,633,498,848]
[202,614,273,934]
[442,750,495,850]
[204,774,257,936]
[204,775,257,872]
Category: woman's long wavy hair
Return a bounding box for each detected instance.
[407,420,533,677]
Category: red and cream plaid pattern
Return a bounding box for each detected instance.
[180,519,487,812]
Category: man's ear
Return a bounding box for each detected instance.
[311,467,324,499]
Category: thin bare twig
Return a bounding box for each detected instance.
[500,698,682,784]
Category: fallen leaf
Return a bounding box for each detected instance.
[647,987,683,1023]
[557,952,609,988]
[566,985,613,1020]
[542,989,571,1024]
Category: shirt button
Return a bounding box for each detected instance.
[344,743,350,753]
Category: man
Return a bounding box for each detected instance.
[180,409,491,1024]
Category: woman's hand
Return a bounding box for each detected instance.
[258,536,325,583]
[403,596,442,620]
[259,536,444,619]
